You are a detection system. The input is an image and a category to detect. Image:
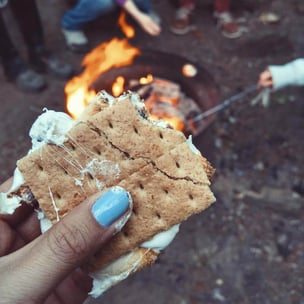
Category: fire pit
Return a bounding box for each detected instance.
[64,37,218,138]
[92,49,218,136]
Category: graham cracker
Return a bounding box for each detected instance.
[17,91,216,271]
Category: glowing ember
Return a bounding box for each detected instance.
[182,64,197,77]
[139,74,153,85]
[65,38,140,118]
[150,114,184,131]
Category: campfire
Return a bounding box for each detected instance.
[64,37,140,119]
[64,13,218,136]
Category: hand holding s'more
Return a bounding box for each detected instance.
[0,90,216,302]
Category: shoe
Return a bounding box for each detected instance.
[4,57,46,93]
[15,69,46,93]
[30,49,74,80]
[170,7,195,35]
[0,0,8,9]
[61,28,89,53]
[214,12,247,39]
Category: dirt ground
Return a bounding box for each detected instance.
[1,0,304,303]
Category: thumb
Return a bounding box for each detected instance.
[8,186,132,303]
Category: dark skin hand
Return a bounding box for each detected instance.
[0,178,131,304]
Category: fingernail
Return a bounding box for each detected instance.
[91,186,131,227]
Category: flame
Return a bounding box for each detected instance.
[64,13,185,132]
[112,76,125,97]
[167,117,184,130]
[65,38,140,118]
[150,114,184,131]
[118,12,135,38]
[139,74,153,85]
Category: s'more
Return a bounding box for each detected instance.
[0,90,216,297]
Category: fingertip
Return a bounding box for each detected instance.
[91,187,132,228]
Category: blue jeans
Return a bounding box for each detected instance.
[61,0,151,30]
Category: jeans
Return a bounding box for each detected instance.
[61,0,151,30]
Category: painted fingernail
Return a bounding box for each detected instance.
[91,186,131,227]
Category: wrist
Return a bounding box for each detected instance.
[123,0,143,21]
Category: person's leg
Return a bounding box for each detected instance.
[9,0,45,53]
[9,0,73,78]
[179,0,196,9]
[61,0,116,53]
[170,0,196,35]
[214,0,230,13]
[214,0,245,39]
[61,0,117,31]
[132,0,150,13]
[0,12,21,77]
[0,13,46,92]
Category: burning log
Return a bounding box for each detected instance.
[128,76,203,133]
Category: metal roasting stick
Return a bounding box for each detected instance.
[190,84,258,124]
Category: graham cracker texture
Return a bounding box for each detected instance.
[17,91,216,271]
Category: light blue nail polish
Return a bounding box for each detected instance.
[91,187,130,227]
